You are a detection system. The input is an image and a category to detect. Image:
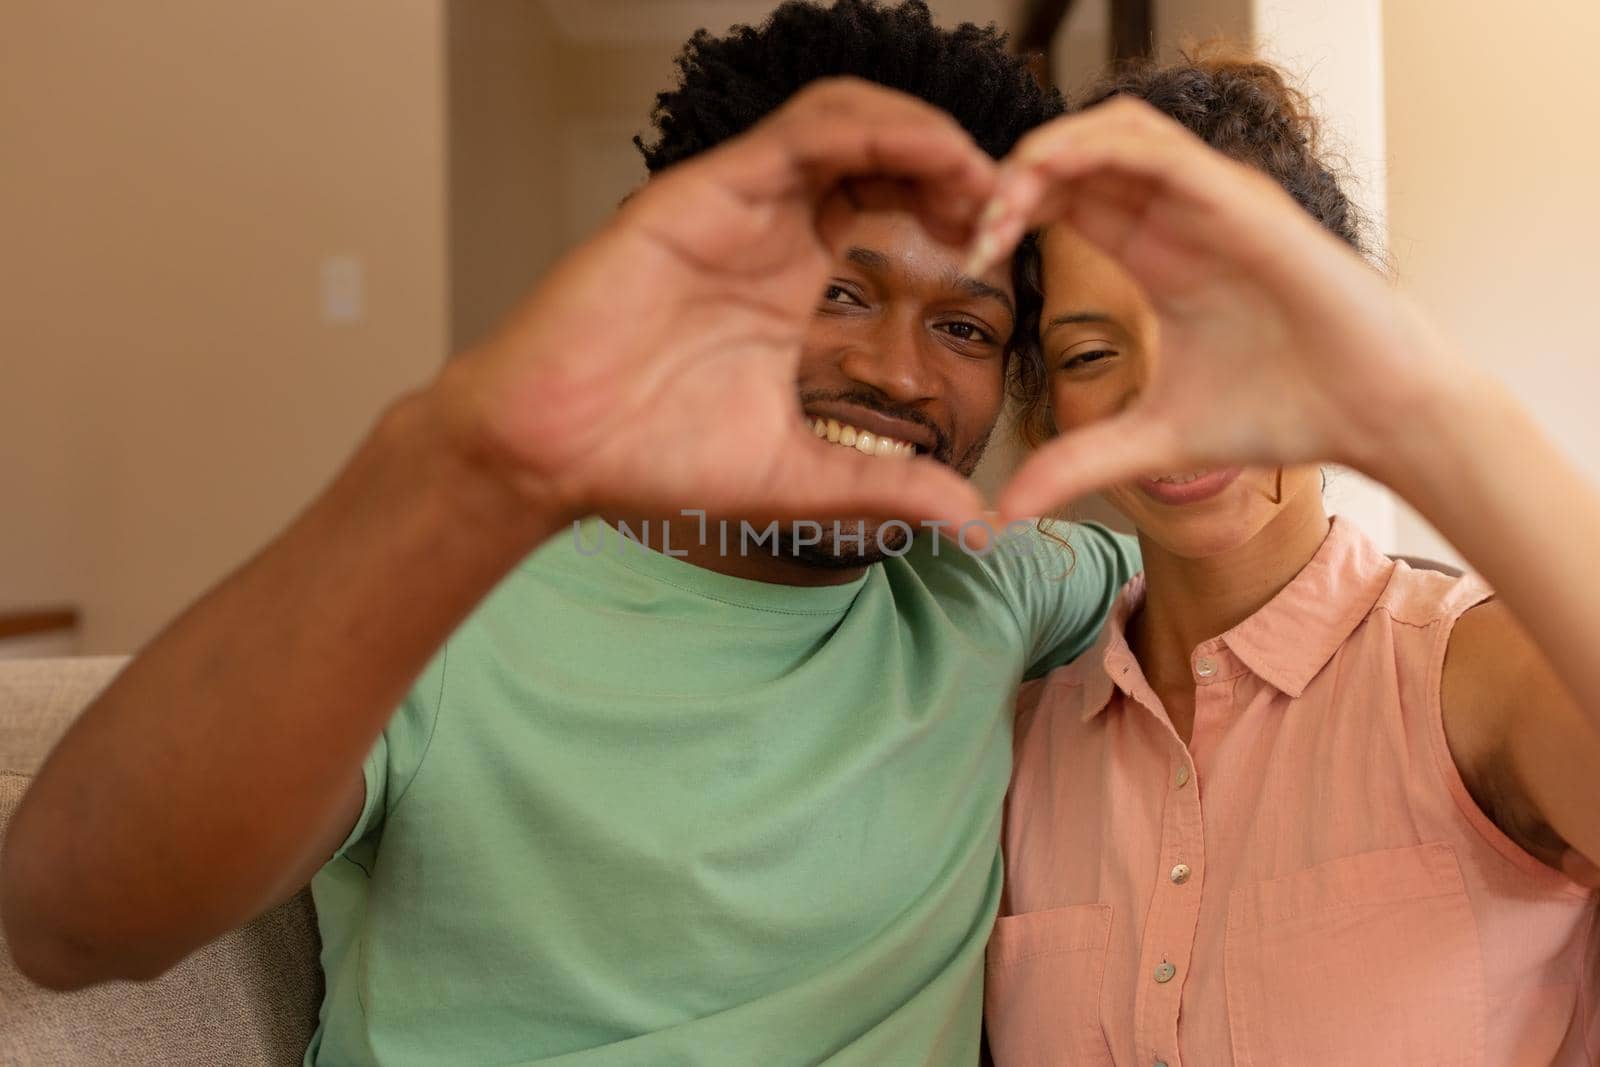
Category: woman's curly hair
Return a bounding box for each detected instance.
[1011,50,1368,450]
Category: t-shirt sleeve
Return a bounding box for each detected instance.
[983,520,1140,679]
[329,646,450,862]
[332,733,389,860]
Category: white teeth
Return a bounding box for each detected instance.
[806,416,917,460]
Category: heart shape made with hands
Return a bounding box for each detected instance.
[968,96,1447,525]
[460,80,1446,543]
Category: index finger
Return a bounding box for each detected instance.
[966,96,1280,274]
[709,77,1001,245]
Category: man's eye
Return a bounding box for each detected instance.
[822,284,863,307]
[941,321,994,343]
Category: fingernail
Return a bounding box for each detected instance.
[977,195,1008,230]
[963,231,999,277]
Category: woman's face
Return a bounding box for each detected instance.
[1037,224,1322,560]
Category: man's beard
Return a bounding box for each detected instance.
[782,392,992,568]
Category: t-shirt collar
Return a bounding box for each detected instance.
[573,517,870,615]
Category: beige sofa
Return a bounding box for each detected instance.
[0,657,322,1066]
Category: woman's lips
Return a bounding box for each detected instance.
[1135,467,1244,505]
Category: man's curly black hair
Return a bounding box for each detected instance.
[635,0,1062,405]
[635,0,1062,172]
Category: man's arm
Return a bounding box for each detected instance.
[983,521,1140,679]
[1,395,561,988]
[0,78,996,990]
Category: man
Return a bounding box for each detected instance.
[2,3,1137,1063]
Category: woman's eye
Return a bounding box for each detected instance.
[1059,349,1116,371]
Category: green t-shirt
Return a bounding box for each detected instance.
[307,519,1138,1066]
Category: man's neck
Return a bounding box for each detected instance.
[1131,501,1332,706]
[596,510,868,587]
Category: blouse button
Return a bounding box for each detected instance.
[1195,656,1218,678]
[1170,863,1192,885]
[1153,961,1177,984]
[1174,766,1190,788]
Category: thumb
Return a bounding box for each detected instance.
[997,411,1183,521]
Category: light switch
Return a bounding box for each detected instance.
[320,255,364,323]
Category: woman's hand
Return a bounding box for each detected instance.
[973,96,1458,521]
[437,77,995,532]
[976,96,1600,890]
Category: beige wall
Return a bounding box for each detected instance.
[17,0,1584,652]
[1385,0,1600,557]
[0,0,449,653]
[446,5,716,351]
[1156,0,1249,55]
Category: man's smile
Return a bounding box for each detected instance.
[807,415,920,459]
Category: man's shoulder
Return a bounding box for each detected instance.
[448,522,629,643]
[892,520,1137,676]
[899,519,1136,589]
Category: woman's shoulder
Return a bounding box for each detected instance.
[1370,555,1493,631]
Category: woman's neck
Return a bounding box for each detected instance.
[1130,498,1332,738]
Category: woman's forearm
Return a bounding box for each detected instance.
[1368,365,1600,712]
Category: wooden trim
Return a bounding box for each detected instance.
[1016,0,1073,54]
[1015,0,1073,89]
[0,607,80,641]
[1110,0,1154,62]
[1015,0,1154,86]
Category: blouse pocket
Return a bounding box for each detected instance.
[1224,842,1486,1067]
[984,903,1113,1067]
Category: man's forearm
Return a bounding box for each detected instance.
[1,384,569,987]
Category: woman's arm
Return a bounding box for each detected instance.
[976,98,1600,881]
[1385,375,1600,885]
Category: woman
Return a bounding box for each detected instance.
[974,58,1600,1065]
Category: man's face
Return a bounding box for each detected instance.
[789,212,1015,566]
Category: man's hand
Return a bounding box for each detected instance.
[438,77,996,532]
[968,97,1455,520]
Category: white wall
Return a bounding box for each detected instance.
[1251,0,1401,553]
[1384,0,1600,563]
